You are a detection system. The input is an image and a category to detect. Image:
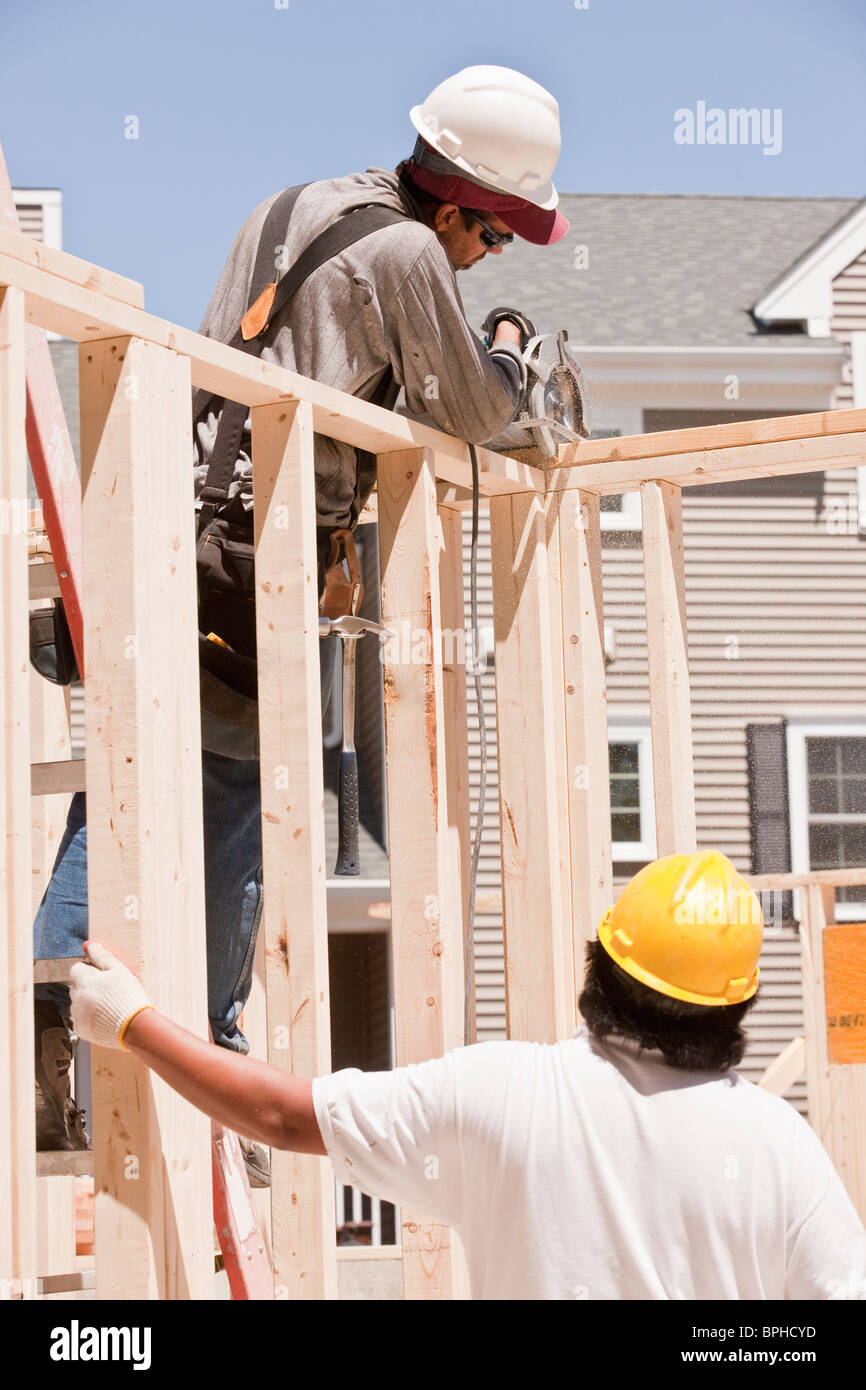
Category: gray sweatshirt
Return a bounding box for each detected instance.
[192,167,525,529]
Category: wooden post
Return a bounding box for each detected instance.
[251,398,336,1300]
[79,335,213,1300]
[0,284,38,1297]
[556,490,613,981]
[30,643,77,1278]
[489,491,574,1042]
[800,885,832,1144]
[800,887,866,1221]
[377,448,467,1299]
[640,481,696,855]
[438,503,475,1043]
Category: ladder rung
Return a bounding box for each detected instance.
[31,759,86,796]
[37,1150,94,1177]
[34,957,80,984]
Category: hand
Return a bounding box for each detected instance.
[481,306,538,351]
[69,942,154,1051]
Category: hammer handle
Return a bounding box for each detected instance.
[336,749,360,876]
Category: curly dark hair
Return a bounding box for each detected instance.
[578,939,757,1072]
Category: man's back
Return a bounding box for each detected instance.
[313,1028,866,1299]
[192,168,523,530]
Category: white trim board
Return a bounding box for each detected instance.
[786,719,866,923]
[753,200,866,335]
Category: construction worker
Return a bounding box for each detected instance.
[70,852,866,1300]
[31,65,570,1170]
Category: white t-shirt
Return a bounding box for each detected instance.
[312,1027,866,1300]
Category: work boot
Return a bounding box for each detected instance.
[239,1136,270,1189]
[34,1000,90,1152]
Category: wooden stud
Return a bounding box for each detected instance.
[30,633,77,1279]
[555,490,614,983]
[489,491,575,1042]
[800,892,866,1221]
[79,335,213,1300]
[438,504,475,1044]
[800,885,834,1144]
[641,481,696,856]
[377,448,468,1299]
[251,398,336,1300]
[242,929,273,1262]
[757,1036,806,1096]
[0,284,38,1296]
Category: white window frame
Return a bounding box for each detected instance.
[600,490,642,533]
[786,719,866,922]
[608,722,657,862]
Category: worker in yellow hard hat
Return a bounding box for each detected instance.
[70,849,866,1301]
[582,850,764,1072]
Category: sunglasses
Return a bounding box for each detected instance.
[468,212,514,249]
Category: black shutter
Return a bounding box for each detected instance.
[746,721,793,926]
[354,524,387,851]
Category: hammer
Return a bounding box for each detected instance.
[319,614,392,875]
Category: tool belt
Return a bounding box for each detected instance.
[196,510,358,760]
[29,596,80,687]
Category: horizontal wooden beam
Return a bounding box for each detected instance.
[0,234,539,499]
[0,225,145,309]
[29,560,61,601]
[36,1152,94,1178]
[749,867,866,891]
[33,957,80,985]
[336,1245,402,1263]
[546,429,866,496]
[548,407,866,470]
[31,758,86,796]
[382,866,866,918]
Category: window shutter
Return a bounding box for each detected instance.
[747,721,793,923]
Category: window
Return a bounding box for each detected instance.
[609,724,656,861]
[600,491,642,532]
[787,722,866,919]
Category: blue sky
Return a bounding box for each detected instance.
[2,0,864,328]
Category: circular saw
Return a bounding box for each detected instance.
[487,328,590,457]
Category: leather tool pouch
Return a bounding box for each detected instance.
[29,597,80,687]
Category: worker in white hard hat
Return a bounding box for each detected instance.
[33,67,569,1185]
[70,852,866,1299]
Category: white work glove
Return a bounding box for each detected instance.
[69,942,154,1051]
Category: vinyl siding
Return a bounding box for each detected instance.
[831,249,866,408]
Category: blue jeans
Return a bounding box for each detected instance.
[33,641,338,1053]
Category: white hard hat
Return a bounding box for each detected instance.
[410,65,562,211]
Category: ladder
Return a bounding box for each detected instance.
[2,147,273,1300]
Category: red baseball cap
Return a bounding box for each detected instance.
[403,154,570,246]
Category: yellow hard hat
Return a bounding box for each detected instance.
[597,852,762,1006]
